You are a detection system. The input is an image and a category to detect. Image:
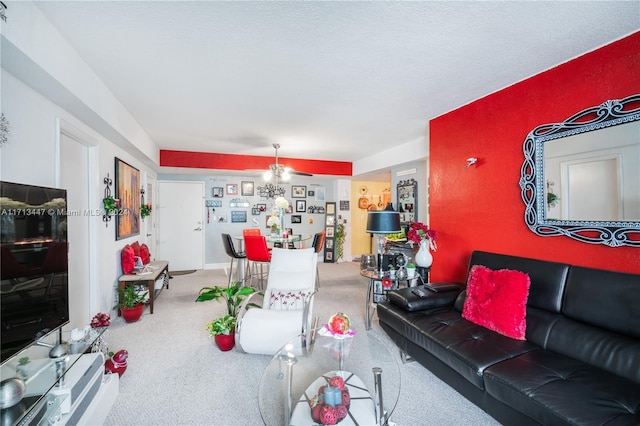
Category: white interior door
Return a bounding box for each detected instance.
[562,157,621,221]
[157,181,204,270]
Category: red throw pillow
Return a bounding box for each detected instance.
[121,245,135,274]
[462,265,530,340]
[140,244,151,264]
[130,241,141,257]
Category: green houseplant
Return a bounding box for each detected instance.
[196,281,255,351]
[334,222,346,261]
[118,285,148,323]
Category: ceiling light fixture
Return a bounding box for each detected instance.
[257,143,311,198]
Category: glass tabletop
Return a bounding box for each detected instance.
[259,327,400,426]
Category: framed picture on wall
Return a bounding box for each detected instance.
[115,157,140,240]
[241,181,254,196]
[291,215,302,224]
[231,211,247,223]
[295,200,306,212]
[326,227,334,238]
[291,185,307,198]
[212,187,224,198]
[257,203,266,212]
[226,183,238,195]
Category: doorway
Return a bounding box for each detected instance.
[157,181,204,270]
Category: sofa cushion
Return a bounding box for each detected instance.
[468,251,569,313]
[388,285,461,311]
[140,243,151,264]
[405,310,537,389]
[462,265,530,340]
[268,289,312,310]
[563,266,640,340]
[130,241,141,257]
[484,350,640,426]
[121,244,135,274]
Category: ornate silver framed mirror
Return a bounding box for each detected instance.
[520,94,640,246]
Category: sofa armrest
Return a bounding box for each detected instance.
[388,283,463,312]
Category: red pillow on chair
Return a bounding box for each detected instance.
[140,244,151,264]
[121,245,136,274]
[130,241,141,257]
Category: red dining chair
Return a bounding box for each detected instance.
[244,235,272,289]
[243,228,261,237]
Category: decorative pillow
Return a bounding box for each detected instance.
[140,243,151,264]
[462,265,531,340]
[121,245,136,274]
[130,241,141,257]
[269,289,312,310]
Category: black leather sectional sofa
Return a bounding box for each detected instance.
[377,250,640,425]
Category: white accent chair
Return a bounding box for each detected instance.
[235,248,317,355]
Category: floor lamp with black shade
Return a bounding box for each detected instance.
[366,203,401,272]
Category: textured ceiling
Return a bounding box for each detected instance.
[34,1,639,165]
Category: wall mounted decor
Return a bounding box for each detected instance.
[241,181,254,196]
[291,215,302,224]
[291,185,307,198]
[231,211,247,223]
[520,94,640,246]
[295,200,306,212]
[397,179,417,224]
[212,187,224,198]
[102,173,119,225]
[226,183,238,195]
[115,157,140,240]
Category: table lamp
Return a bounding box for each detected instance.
[366,203,401,272]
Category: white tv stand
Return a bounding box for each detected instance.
[0,327,118,426]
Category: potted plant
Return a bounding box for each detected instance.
[206,315,237,351]
[118,285,148,323]
[406,262,417,279]
[196,281,255,351]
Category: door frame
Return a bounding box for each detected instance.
[54,118,100,318]
[157,180,205,270]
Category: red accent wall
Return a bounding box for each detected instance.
[160,149,352,176]
[430,32,640,282]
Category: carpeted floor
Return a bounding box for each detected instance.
[103,261,500,425]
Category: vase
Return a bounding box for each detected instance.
[121,304,144,323]
[414,240,433,268]
[214,334,235,351]
[279,208,285,236]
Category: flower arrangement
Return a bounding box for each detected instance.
[140,203,152,218]
[407,221,437,251]
[267,214,280,233]
[90,312,111,328]
[274,196,289,210]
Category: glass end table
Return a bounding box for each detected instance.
[259,327,400,425]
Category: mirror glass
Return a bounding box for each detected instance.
[520,94,640,246]
[397,179,417,224]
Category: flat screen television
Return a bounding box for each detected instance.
[0,181,69,363]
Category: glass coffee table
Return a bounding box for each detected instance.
[259,327,400,425]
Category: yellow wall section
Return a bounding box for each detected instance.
[350,180,392,258]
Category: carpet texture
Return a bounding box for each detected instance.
[103,261,500,425]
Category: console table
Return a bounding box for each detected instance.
[118,260,169,315]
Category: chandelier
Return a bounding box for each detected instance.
[257,143,310,198]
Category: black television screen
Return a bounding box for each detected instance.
[0,181,69,363]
